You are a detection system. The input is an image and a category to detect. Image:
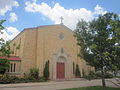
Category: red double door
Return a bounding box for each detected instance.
[57,62,65,79]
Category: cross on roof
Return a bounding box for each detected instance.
[60,16,64,24]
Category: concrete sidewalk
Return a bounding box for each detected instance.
[0,79,119,90]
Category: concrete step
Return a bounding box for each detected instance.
[52,78,87,82]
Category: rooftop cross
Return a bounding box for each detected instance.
[60,16,64,24]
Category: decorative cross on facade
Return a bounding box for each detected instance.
[60,16,64,24]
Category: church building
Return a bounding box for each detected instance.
[8,24,94,79]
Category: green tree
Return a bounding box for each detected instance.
[0,20,5,41]
[0,20,10,74]
[43,60,49,80]
[75,64,81,77]
[0,41,13,57]
[0,20,6,33]
[74,13,120,87]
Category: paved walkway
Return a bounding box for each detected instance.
[0,79,119,90]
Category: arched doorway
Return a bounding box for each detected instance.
[56,56,66,79]
[52,49,73,80]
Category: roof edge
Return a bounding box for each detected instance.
[10,24,73,42]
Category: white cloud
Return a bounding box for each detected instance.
[119,14,120,18]
[9,12,18,22]
[25,1,93,29]
[25,1,107,29]
[0,27,20,41]
[41,17,46,21]
[94,4,107,15]
[0,0,19,16]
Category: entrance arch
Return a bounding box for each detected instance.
[52,49,73,79]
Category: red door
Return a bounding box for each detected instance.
[57,62,65,79]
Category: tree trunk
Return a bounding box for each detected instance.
[101,67,106,87]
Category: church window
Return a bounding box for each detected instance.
[59,33,64,40]
[7,63,16,72]
[13,64,16,72]
[11,63,13,72]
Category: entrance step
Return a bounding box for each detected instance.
[52,78,86,82]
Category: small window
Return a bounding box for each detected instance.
[11,63,13,72]
[13,64,16,72]
[59,33,64,40]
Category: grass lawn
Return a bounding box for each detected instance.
[62,86,120,90]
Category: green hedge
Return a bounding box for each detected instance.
[0,74,46,84]
[83,71,113,80]
[95,72,113,78]
[29,68,39,79]
[0,68,46,84]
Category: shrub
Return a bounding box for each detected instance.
[0,74,46,84]
[95,72,102,77]
[43,60,49,80]
[29,68,39,79]
[0,74,20,84]
[0,58,10,74]
[75,64,81,77]
[89,71,95,76]
[38,77,46,82]
[82,69,85,77]
[84,71,113,80]
[95,72,113,78]
[84,71,97,80]
[0,74,11,84]
[105,73,113,78]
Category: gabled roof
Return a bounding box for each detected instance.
[11,24,73,41]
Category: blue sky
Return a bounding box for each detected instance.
[0,0,120,41]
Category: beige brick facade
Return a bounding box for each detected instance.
[9,24,94,79]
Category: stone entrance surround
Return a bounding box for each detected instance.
[51,48,73,79]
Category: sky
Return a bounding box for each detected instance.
[0,0,120,41]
